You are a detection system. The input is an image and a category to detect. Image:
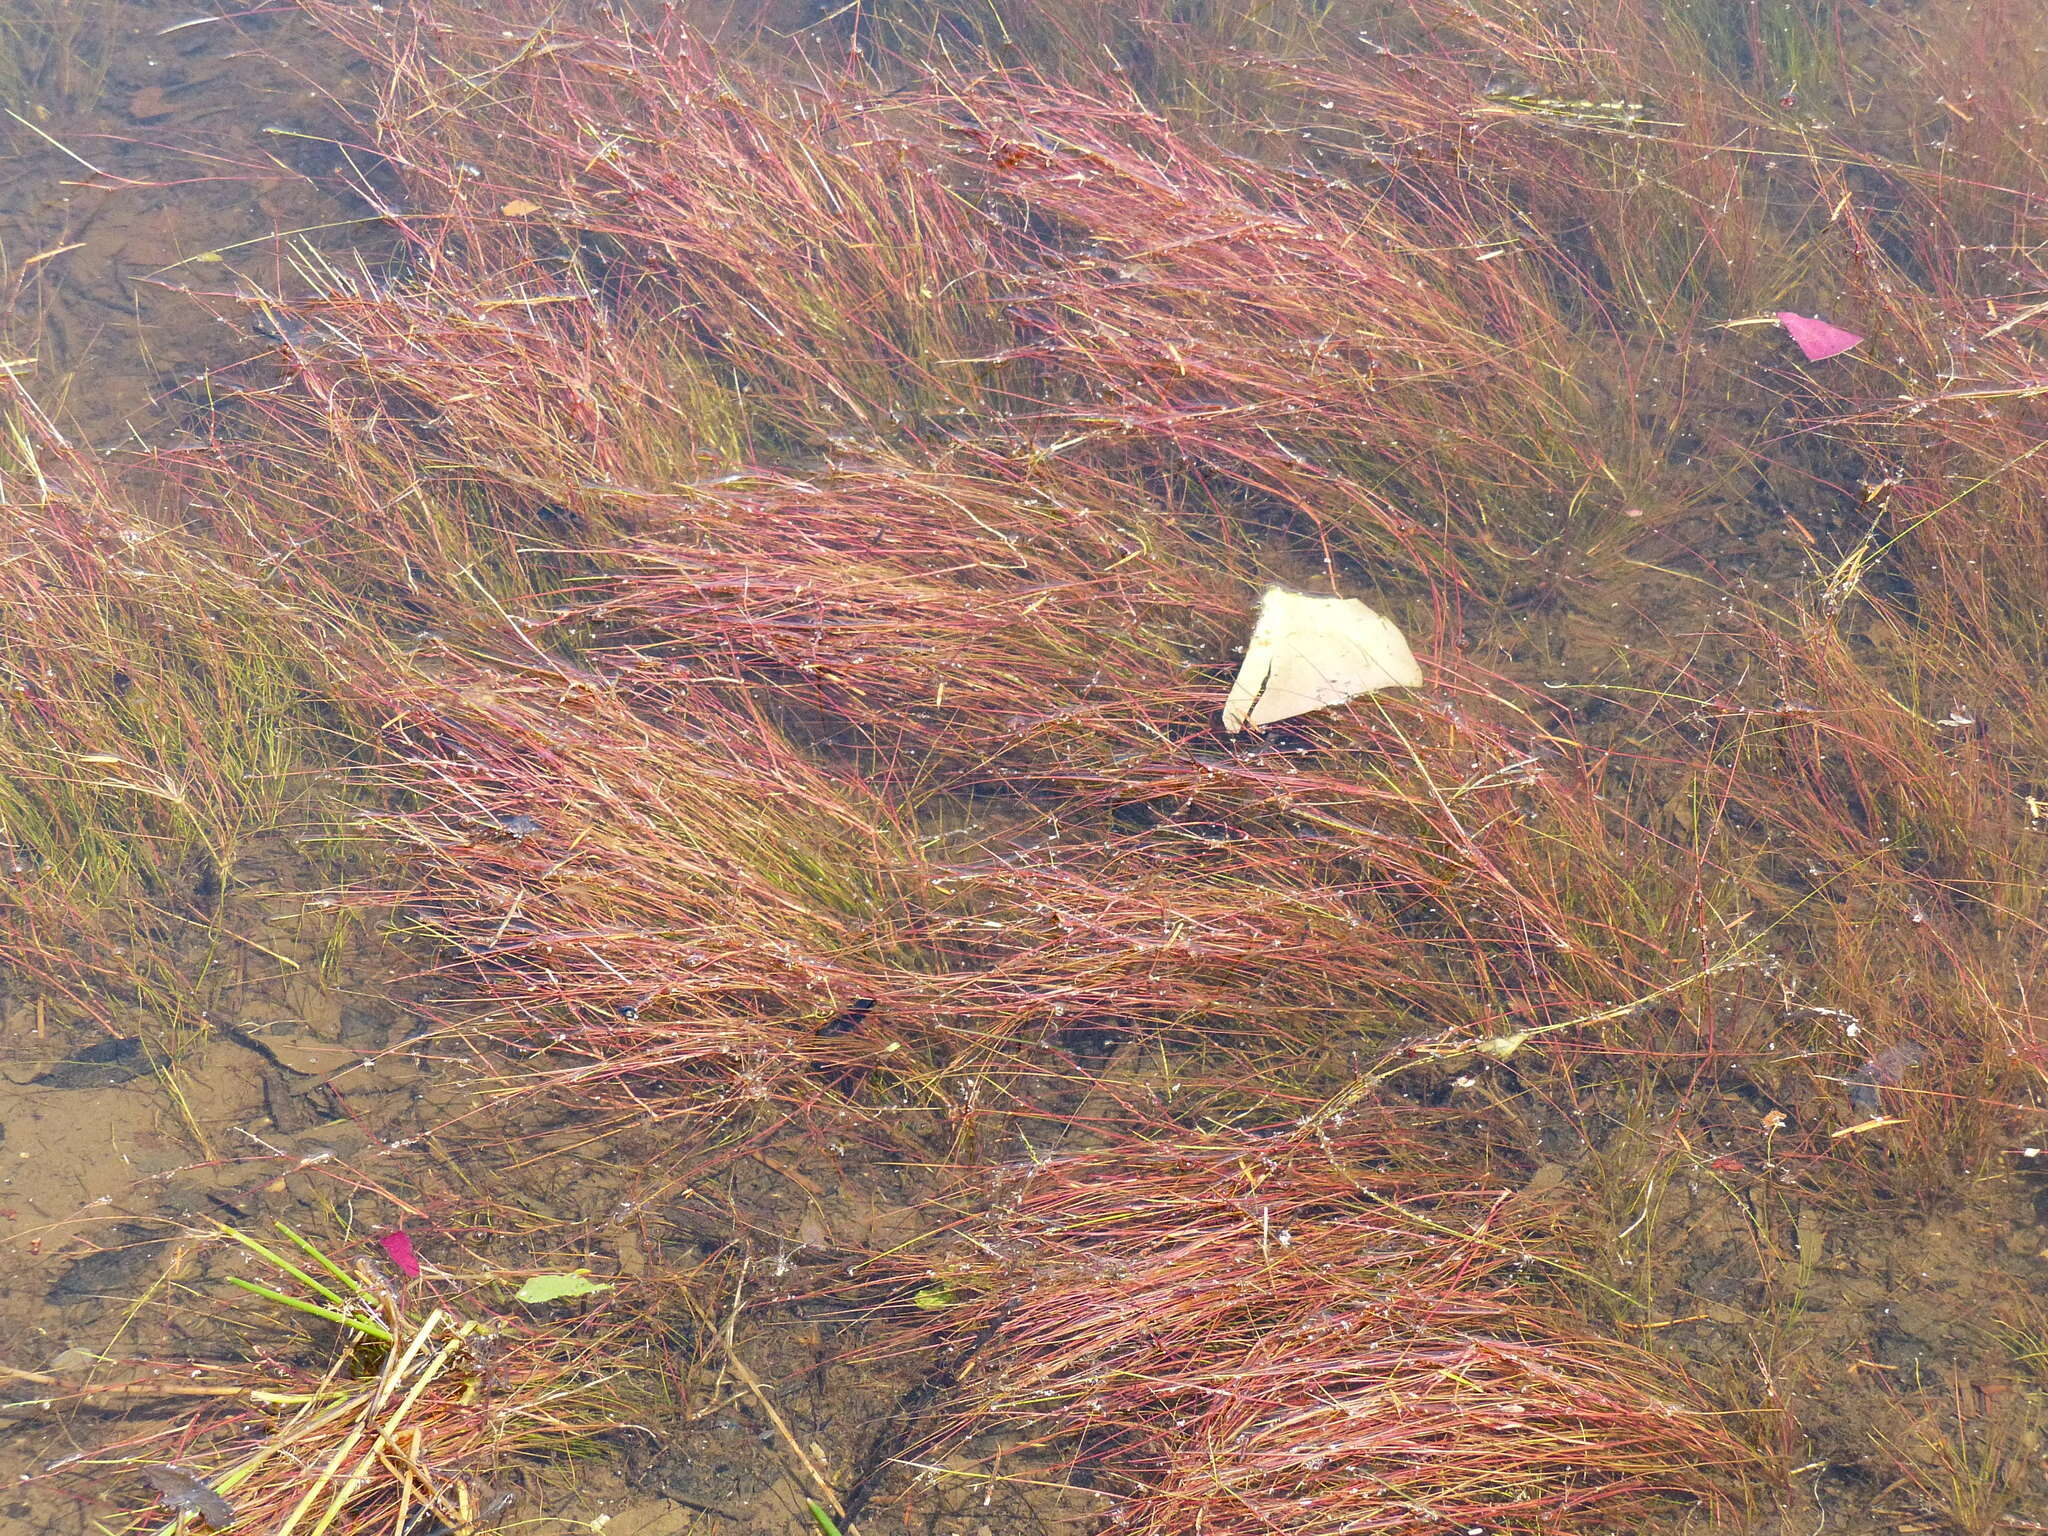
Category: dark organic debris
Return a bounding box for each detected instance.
[1846,1042,1927,1113]
[29,1036,154,1089]
[45,1225,168,1306]
[140,1466,235,1530]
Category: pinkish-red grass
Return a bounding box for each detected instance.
[867,1120,1742,1536]
[12,0,2048,1528]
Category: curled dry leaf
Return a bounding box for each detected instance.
[1222,586,1421,733]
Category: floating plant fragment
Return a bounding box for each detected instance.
[1776,312,1864,361]
[1221,586,1421,733]
[514,1272,611,1304]
[380,1230,421,1278]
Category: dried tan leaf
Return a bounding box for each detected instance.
[1222,586,1420,733]
[1829,1115,1905,1139]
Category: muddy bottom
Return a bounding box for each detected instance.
[0,0,375,441]
[0,935,1088,1535]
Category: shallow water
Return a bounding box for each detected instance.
[0,14,904,1531]
[0,1,372,440]
[4,3,2048,1535]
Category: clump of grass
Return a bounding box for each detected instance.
[0,406,365,1020]
[870,1119,1744,1536]
[359,643,1613,1130]
[78,1223,639,1536]
[364,659,951,1115]
[183,6,1729,1132]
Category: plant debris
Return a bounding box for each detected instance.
[1221,587,1421,733]
[1777,311,1865,361]
[138,1466,233,1530]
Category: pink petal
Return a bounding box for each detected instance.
[1776,311,1864,361]
[380,1231,421,1278]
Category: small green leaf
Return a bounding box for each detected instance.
[514,1272,611,1304]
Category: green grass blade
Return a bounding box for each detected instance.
[273,1220,373,1300]
[217,1224,353,1311]
[223,1274,396,1343]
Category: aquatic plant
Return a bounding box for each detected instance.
[9,0,2048,1530]
[0,409,361,1025]
[209,0,2048,1165]
[76,1223,638,1536]
[865,1120,1744,1536]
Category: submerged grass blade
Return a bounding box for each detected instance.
[220,1276,395,1345]
[215,1226,359,1315]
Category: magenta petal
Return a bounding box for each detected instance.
[381,1231,421,1278]
[1776,311,1864,361]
